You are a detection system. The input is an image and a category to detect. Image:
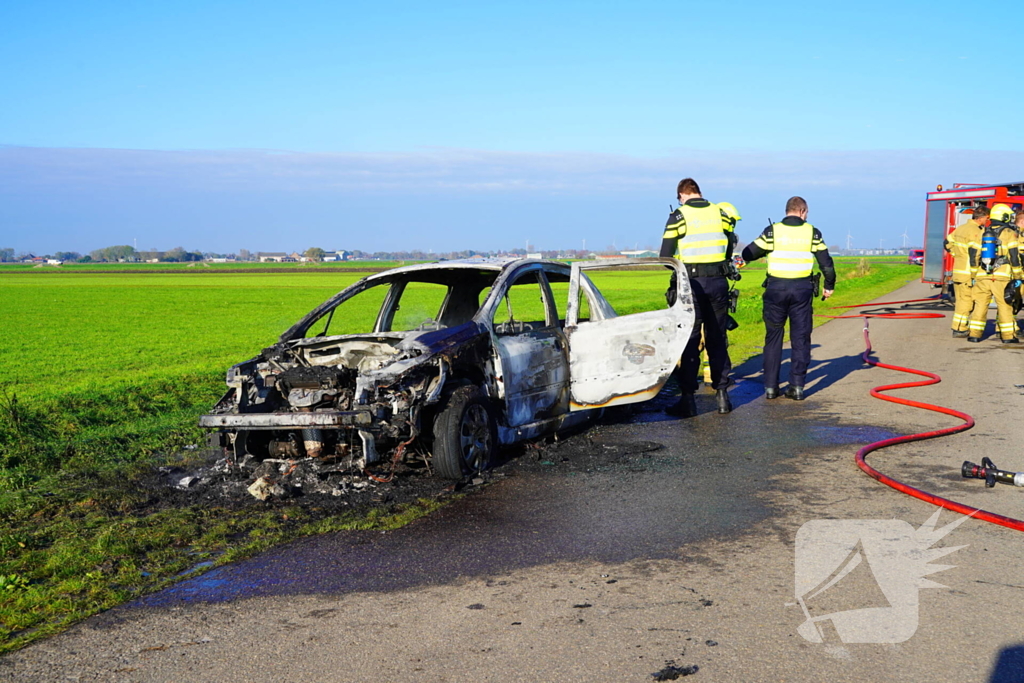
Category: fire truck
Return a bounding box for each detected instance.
[922,181,1024,298]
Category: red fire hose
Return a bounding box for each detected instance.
[823,297,1024,532]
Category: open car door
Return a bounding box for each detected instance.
[565,258,694,410]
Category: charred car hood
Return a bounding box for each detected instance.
[229,321,486,387]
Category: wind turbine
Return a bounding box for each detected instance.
[846,231,852,251]
[901,230,909,248]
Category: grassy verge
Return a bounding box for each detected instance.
[0,371,456,654]
[0,259,921,653]
[0,495,449,654]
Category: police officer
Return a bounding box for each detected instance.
[741,196,836,400]
[967,203,1022,343]
[659,178,737,417]
[944,206,988,337]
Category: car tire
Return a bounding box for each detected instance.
[432,385,496,480]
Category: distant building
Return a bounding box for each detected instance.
[620,249,658,258]
[834,247,921,257]
[257,252,289,262]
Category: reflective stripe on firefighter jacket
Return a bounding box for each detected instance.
[753,219,826,278]
[662,200,731,264]
[970,223,1022,281]
[944,219,983,284]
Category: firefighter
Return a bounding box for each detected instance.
[718,202,741,231]
[741,196,836,400]
[660,178,737,417]
[1017,211,1024,338]
[944,206,988,337]
[967,204,1023,343]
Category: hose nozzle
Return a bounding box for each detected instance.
[962,458,1024,488]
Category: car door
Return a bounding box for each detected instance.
[564,258,694,410]
[488,267,570,428]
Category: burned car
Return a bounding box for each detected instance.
[200,258,694,480]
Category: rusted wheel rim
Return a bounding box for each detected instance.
[459,404,491,471]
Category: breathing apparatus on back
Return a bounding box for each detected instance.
[980,204,1013,274]
[980,227,1000,272]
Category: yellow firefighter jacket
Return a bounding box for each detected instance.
[944,219,983,284]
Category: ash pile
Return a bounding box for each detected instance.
[158,444,439,505]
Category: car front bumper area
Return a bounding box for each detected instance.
[198,410,373,430]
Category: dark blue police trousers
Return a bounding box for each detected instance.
[678,275,732,394]
[762,277,814,390]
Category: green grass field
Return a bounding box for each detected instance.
[0,257,922,652]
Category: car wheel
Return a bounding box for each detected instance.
[432,385,496,480]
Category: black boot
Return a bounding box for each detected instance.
[666,394,698,418]
[784,385,805,401]
[952,330,969,338]
[765,386,780,399]
[716,388,732,414]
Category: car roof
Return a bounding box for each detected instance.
[360,257,567,283]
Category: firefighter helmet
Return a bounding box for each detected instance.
[718,202,741,221]
[990,203,1014,222]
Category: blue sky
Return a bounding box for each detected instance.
[2,0,1022,254]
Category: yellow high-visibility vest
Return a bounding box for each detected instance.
[663,203,729,264]
[755,220,823,278]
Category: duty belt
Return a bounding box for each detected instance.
[762,274,816,288]
[684,263,727,278]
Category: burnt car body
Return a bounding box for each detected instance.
[200,257,694,479]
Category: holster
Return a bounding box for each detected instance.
[728,288,739,314]
[812,272,822,298]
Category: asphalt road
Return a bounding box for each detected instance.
[4,279,1024,682]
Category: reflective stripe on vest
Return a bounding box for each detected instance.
[767,222,815,278]
[676,203,728,263]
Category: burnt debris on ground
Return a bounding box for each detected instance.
[152,445,466,513]
[149,414,668,517]
[651,661,700,680]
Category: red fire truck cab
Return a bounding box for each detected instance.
[922,182,1024,297]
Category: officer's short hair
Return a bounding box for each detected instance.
[677,178,701,196]
[972,206,990,219]
[785,196,808,214]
